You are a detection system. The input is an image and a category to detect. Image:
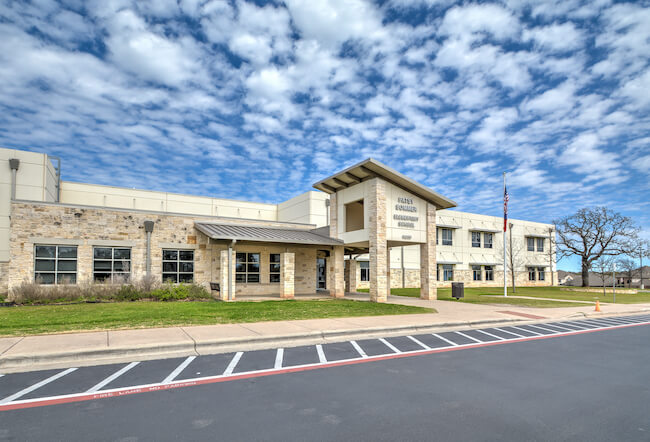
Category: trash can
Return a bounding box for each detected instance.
[451,282,464,299]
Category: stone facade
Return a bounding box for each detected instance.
[369,178,388,302]
[280,252,295,299]
[420,203,437,300]
[0,261,8,296]
[328,246,345,297]
[8,202,327,296]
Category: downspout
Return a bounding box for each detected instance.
[144,221,154,276]
[401,246,405,288]
[228,239,237,301]
[9,159,20,200]
[548,227,554,286]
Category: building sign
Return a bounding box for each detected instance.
[393,196,419,228]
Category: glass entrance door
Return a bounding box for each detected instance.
[317,258,326,289]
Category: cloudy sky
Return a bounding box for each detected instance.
[1,0,649,270]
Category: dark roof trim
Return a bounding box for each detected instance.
[195,222,344,246]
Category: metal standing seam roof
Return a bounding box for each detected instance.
[194,223,344,246]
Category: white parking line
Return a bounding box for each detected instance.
[316,345,327,363]
[274,348,284,369]
[432,333,459,346]
[556,322,591,330]
[494,327,525,338]
[526,324,561,334]
[162,356,196,384]
[406,335,431,349]
[511,325,542,336]
[584,319,619,327]
[540,323,574,332]
[600,317,633,325]
[223,352,243,376]
[474,329,506,341]
[379,338,401,353]
[454,331,484,343]
[1,368,77,404]
[87,362,140,393]
[350,341,368,358]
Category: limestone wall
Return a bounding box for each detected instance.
[0,261,8,296]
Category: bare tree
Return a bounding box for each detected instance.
[592,256,615,297]
[496,223,527,293]
[554,207,638,287]
[627,239,650,289]
[616,257,637,288]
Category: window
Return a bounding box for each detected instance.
[162,249,194,283]
[236,252,260,283]
[436,265,440,281]
[528,267,536,281]
[527,237,535,252]
[484,233,493,249]
[472,265,482,281]
[34,245,77,284]
[485,266,494,281]
[360,261,370,281]
[441,228,453,246]
[94,247,131,283]
[538,267,545,281]
[269,254,281,283]
[537,238,544,252]
[443,264,454,281]
[472,232,481,248]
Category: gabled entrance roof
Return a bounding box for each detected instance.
[312,158,457,209]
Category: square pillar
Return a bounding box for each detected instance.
[328,246,345,298]
[219,249,236,301]
[420,203,437,300]
[346,258,358,292]
[329,193,338,238]
[280,252,295,299]
[387,247,391,292]
[369,178,389,302]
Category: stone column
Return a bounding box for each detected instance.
[280,252,295,299]
[219,249,236,301]
[328,246,345,298]
[420,203,437,300]
[387,247,391,293]
[369,178,388,302]
[329,193,338,238]
[347,258,358,292]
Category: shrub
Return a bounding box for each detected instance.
[150,283,211,302]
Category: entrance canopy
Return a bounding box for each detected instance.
[313,158,457,210]
[195,222,344,246]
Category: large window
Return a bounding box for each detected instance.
[94,247,131,283]
[441,229,453,246]
[34,245,77,284]
[527,237,535,252]
[269,254,281,283]
[443,264,454,281]
[472,265,482,281]
[538,267,545,281]
[537,238,544,252]
[485,266,494,281]
[472,232,481,248]
[528,267,536,281]
[236,252,260,283]
[360,261,370,281]
[163,249,194,283]
[484,233,493,249]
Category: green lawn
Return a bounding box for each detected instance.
[0,299,435,337]
[358,287,591,308]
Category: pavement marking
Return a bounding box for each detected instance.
[454,331,485,343]
[555,322,591,330]
[378,338,401,353]
[223,352,243,376]
[316,345,327,363]
[474,329,505,341]
[162,356,196,384]
[599,317,633,325]
[406,335,430,350]
[350,341,368,358]
[494,327,525,338]
[511,325,543,336]
[585,319,621,327]
[274,348,284,369]
[0,368,77,405]
[526,324,561,334]
[87,362,140,393]
[539,323,574,332]
[432,333,459,346]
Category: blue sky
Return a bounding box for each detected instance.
[1,0,649,271]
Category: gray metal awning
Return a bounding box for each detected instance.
[195,223,344,246]
[313,158,457,209]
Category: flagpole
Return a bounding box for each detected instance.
[503,172,507,297]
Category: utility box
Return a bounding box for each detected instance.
[451,282,464,299]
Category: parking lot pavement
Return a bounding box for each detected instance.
[1,314,649,411]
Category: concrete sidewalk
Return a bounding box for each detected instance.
[2,296,649,373]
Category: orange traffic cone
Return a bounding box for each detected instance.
[595,300,601,312]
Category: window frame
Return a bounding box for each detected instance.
[360,261,370,282]
[443,264,454,281]
[236,252,260,283]
[527,237,535,252]
[528,267,536,281]
[162,249,195,283]
[538,267,546,281]
[472,265,482,281]
[471,232,481,248]
[441,228,453,246]
[34,244,78,285]
[485,265,494,281]
[269,253,281,283]
[484,233,493,249]
[536,238,544,252]
[93,247,132,283]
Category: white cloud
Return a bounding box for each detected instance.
[523,22,584,52]
[439,4,520,42]
[523,81,576,114]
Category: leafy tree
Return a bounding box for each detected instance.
[554,207,638,287]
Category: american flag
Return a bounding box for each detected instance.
[503,186,509,232]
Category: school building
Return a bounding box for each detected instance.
[0,147,556,301]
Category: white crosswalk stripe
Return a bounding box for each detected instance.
[87,362,139,393]
[432,333,459,346]
[1,368,77,404]
[406,335,430,349]
[379,338,401,353]
[350,341,368,358]
[454,331,484,343]
[274,348,284,369]
[474,329,505,341]
[316,345,327,363]
[223,352,243,376]
[162,356,196,384]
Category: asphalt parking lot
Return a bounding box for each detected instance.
[1,314,648,411]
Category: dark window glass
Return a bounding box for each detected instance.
[270,263,281,273]
[537,238,544,252]
[248,253,260,263]
[163,262,177,272]
[528,267,536,281]
[57,274,76,284]
[180,262,193,273]
[538,268,545,281]
[58,247,77,258]
[442,229,453,246]
[94,273,111,282]
[163,250,177,260]
[114,248,131,260]
[527,238,535,252]
[247,273,260,283]
[472,232,481,248]
[35,273,55,284]
[35,246,56,258]
[179,250,194,261]
[94,261,112,271]
[58,260,77,271]
[236,252,261,283]
[113,261,129,272]
[235,273,246,282]
[472,265,482,281]
[485,266,494,281]
[360,261,370,282]
[162,249,194,284]
[94,247,112,259]
[93,247,131,283]
[247,263,260,273]
[270,274,280,283]
[270,254,280,263]
[236,263,246,273]
[236,253,246,263]
[35,245,78,285]
[484,233,493,249]
[35,260,55,271]
[443,264,453,281]
[163,274,178,283]
[179,273,193,283]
